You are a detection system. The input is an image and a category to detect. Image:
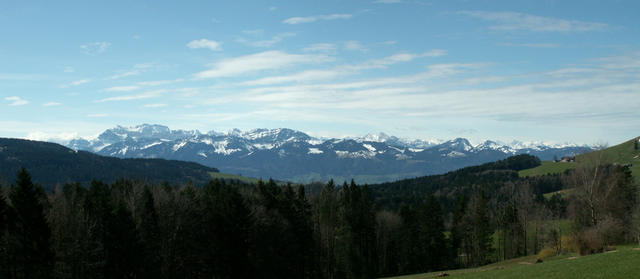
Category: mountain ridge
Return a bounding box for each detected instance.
[62,124,594,184]
[0,137,219,190]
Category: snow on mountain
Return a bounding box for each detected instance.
[62,124,594,184]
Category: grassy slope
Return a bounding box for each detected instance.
[519,137,640,178]
[385,246,640,279]
[209,172,261,184]
[519,161,576,177]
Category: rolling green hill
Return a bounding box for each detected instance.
[519,137,640,178]
[385,245,640,279]
[0,138,219,190]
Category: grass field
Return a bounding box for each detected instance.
[384,245,640,279]
[209,172,262,184]
[519,161,576,177]
[519,137,640,178]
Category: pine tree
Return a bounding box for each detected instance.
[0,187,12,279]
[105,202,141,279]
[420,195,446,271]
[8,168,54,279]
[137,186,161,279]
[84,180,112,278]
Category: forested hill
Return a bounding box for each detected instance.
[0,138,218,190]
[370,154,559,211]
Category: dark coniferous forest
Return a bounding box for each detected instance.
[0,153,638,279]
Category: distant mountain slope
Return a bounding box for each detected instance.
[0,138,219,190]
[519,137,640,177]
[64,124,593,184]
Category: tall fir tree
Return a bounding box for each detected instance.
[0,187,12,279]
[419,195,446,271]
[137,186,161,279]
[8,168,54,279]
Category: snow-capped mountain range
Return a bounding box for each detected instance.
[64,124,593,183]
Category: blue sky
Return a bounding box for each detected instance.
[1,0,639,145]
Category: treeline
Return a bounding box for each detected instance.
[0,153,638,278]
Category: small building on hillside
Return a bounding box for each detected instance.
[560,156,575,163]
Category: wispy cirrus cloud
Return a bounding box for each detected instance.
[80,42,111,55]
[105,63,155,80]
[237,32,295,47]
[105,85,140,92]
[193,51,332,79]
[241,50,448,86]
[143,103,167,108]
[283,13,352,24]
[43,102,61,107]
[5,96,29,106]
[60,79,90,88]
[187,39,222,51]
[344,40,367,52]
[458,11,608,32]
[95,90,165,103]
[303,43,337,53]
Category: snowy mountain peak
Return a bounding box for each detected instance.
[62,124,594,184]
[360,132,393,142]
[442,138,474,152]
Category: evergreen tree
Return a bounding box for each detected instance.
[137,186,161,279]
[294,185,316,279]
[84,180,112,278]
[49,182,92,279]
[463,192,493,266]
[8,168,54,279]
[105,202,141,279]
[450,195,468,267]
[0,187,12,279]
[203,179,252,279]
[419,195,446,271]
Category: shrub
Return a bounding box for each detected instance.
[537,247,557,260]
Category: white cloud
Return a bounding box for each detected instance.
[43,102,61,107]
[95,90,165,102]
[61,79,90,88]
[63,67,75,73]
[193,51,332,79]
[344,41,367,52]
[26,131,79,142]
[106,70,140,80]
[240,51,450,86]
[137,79,184,86]
[143,103,167,108]
[283,14,352,24]
[105,63,155,80]
[237,32,295,47]
[242,69,344,86]
[5,96,28,106]
[0,73,43,81]
[105,85,140,92]
[80,42,111,55]
[458,11,608,32]
[187,39,222,51]
[303,43,337,53]
[424,49,447,57]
